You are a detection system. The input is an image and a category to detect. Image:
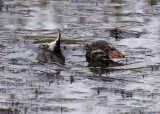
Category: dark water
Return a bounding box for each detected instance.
[0,0,160,114]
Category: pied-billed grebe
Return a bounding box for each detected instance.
[37,29,65,65]
[86,40,124,62]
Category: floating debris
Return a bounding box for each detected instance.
[0,0,4,12]
[109,28,142,40]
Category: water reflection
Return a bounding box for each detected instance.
[0,0,160,114]
[87,60,123,75]
[0,0,63,30]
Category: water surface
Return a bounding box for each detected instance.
[0,0,160,114]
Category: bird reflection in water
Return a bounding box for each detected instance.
[87,59,123,76]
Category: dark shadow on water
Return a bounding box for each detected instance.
[87,59,145,83]
[87,59,123,76]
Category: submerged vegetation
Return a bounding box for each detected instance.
[33,38,84,44]
[24,36,84,44]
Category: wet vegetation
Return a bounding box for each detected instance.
[0,0,160,114]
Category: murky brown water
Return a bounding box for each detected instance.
[0,0,160,114]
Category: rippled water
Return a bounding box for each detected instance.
[0,0,160,114]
